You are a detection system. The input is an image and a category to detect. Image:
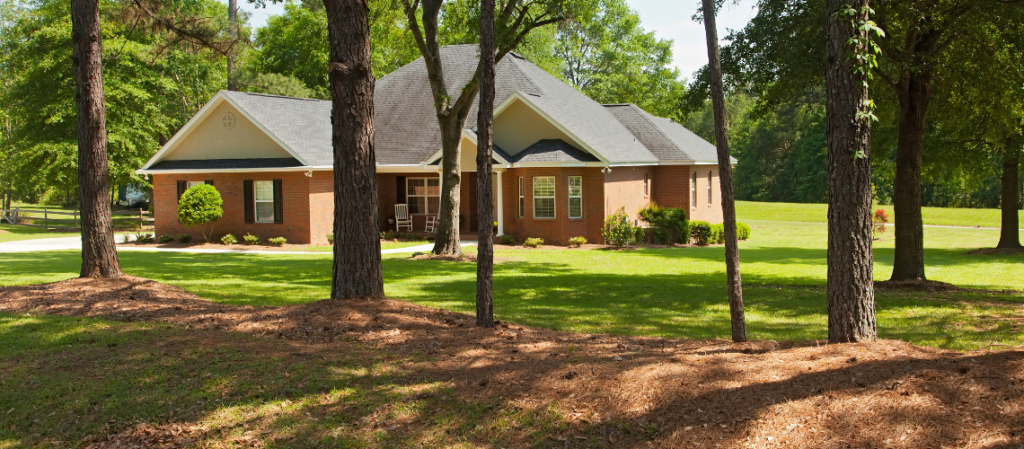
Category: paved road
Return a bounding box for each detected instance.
[0,236,475,255]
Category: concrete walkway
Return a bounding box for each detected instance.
[0,236,475,255]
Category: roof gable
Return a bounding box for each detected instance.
[604,104,723,163]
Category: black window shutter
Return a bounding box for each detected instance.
[204,180,214,186]
[243,180,254,224]
[273,179,283,223]
[176,180,186,200]
[396,176,406,204]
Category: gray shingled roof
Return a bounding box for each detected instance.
[213,45,719,167]
[506,139,600,163]
[603,103,730,163]
[149,158,303,170]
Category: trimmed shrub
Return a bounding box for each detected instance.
[158,234,174,244]
[176,184,223,241]
[243,233,260,245]
[497,234,516,245]
[134,232,154,243]
[327,233,334,244]
[568,236,587,248]
[268,237,287,246]
[737,222,751,240]
[523,237,544,248]
[710,224,725,244]
[176,234,194,244]
[634,226,647,245]
[638,203,689,244]
[690,221,712,245]
[221,233,238,245]
[602,207,639,247]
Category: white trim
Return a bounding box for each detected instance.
[493,92,610,165]
[138,91,311,171]
[510,161,605,168]
[253,180,276,223]
[567,175,583,219]
[532,176,556,219]
[423,129,510,167]
[609,162,659,167]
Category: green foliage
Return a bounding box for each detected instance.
[327,233,334,244]
[235,71,315,98]
[523,237,544,248]
[689,221,711,246]
[736,222,751,240]
[268,237,287,246]
[176,184,223,241]
[221,233,238,245]
[246,1,418,97]
[243,233,260,245]
[176,234,194,244]
[568,236,587,247]
[498,234,516,245]
[709,224,725,244]
[134,232,154,243]
[380,230,397,240]
[553,0,685,118]
[1,0,228,197]
[638,202,689,244]
[601,206,638,247]
[158,234,174,244]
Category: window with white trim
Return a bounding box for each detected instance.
[407,178,440,214]
[643,173,649,197]
[707,171,713,205]
[568,176,582,219]
[533,177,555,219]
[254,180,275,223]
[691,172,698,207]
[186,180,204,190]
[518,177,524,218]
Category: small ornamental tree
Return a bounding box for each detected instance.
[872,209,889,238]
[602,207,637,247]
[177,184,223,242]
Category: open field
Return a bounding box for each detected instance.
[2,220,1020,350]
[736,200,1024,228]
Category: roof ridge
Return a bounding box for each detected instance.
[227,90,325,102]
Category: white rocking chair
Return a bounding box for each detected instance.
[395,204,413,232]
[425,215,439,233]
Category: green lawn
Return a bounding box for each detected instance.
[2,219,1020,350]
[305,240,431,252]
[737,200,1024,228]
[0,223,80,243]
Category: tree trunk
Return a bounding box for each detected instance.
[324,0,384,299]
[227,0,237,91]
[475,0,496,328]
[890,73,932,280]
[824,0,876,342]
[701,0,746,343]
[71,0,123,279]
[997,136,1022,249]
[432,118,464,255]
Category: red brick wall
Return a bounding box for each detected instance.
[153,172,312,244]
[652,165,691,210]
[308,172,333,244]
[686,166,723,223]
[501,167,604,245]
[603,166,655,224]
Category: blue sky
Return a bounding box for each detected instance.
[226,0,757,81]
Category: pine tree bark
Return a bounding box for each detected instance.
[227,0,237,91]
[71,0,123,279]
[825,0,876,342]
[324,0,384,299]
[475,0,496,328]
[890,72,932,280]
[701,0,746,342]
[997,136,1022,249]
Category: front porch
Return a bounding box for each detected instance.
[376,170,505,236]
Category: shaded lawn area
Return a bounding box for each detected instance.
[1,221,1020,350]
[737,200,1024,229]
[0,223,80,243]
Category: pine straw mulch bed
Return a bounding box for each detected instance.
[1,277,1023,448]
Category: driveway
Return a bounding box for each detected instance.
[0,236,475,255]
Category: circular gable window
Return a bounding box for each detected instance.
[222,113,235,130]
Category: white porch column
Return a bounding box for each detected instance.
[496,170,504,236]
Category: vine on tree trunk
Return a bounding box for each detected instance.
[838,4,885,159]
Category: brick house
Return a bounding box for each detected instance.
[138,45,731,245]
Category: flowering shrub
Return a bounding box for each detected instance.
[872,209,889,238]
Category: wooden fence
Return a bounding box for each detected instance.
[0,208,154,230]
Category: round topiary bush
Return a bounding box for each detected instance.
[177,184,223,242]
